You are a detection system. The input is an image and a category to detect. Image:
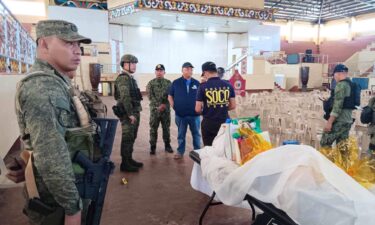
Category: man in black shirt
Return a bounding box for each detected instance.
[195,62,236,146]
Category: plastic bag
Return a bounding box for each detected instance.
[237,126,272,165]
[232,116,262,133]
[320,137,375,189]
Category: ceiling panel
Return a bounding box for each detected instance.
[264,0,375,23]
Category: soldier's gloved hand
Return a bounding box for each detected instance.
[129,115,137,124]
[5,156,26,183]
[158,104,166,112]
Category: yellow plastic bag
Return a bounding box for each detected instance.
[237,127,272,165]
[320,137,375,189]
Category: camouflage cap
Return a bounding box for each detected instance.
[36,20,91,44]
[121,54,138,64]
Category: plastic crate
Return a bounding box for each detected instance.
[282,140,300,145]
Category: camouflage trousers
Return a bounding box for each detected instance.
[120,112,140,161]
[149,109,171,146]
[320,121,352,147]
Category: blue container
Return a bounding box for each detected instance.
[352,77,369,90]
[282,140,300,145]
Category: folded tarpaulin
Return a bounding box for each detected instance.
[192,141,375,225]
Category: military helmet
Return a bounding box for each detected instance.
[121,54,138,64]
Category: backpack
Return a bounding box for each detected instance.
[360,106,374,124]
[80,90,107,118]
[342,80,361,109]
[323,79,361,120]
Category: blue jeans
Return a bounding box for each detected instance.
[175,115,201,155]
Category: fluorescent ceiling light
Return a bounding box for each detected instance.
[3,0,46,17]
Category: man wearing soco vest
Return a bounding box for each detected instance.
[195,62,236,146]
[14,20,92,225]
[114,54,143,172]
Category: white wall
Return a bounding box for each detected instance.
[110,25,228,74]
[227,33,252,75]
[109,24,283,76]
[0,75,25,159]
[248,24,280,54]
[227,33,247,62]
[109,24,122,41]
[48,6,109,43]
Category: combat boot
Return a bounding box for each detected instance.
[150,145,156,155]
[129,158,143,168]
[165,143,173,153]
[120,159,139,172]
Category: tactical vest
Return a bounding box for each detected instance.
[80,90,107,118]
[328,79,359,109]
[114,72,143,107]
[16,72,98,176]
[17,72,114,225]
[323,79,359,120]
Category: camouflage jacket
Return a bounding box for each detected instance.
[15,59,82,215]
[331,78,353,123]
[114,71,142,116]
[146,78,171,110]
[368,97,375,135]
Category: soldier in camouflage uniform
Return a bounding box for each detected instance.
[14,20,91,225]
[146,64,173,155]
[114,54,143,172]
[321,64,353,147]
[366,96,375,157]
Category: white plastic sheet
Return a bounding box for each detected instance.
[191,138,375,225]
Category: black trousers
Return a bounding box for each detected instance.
[201,118,224,146]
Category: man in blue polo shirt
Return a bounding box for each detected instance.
[196,62,236,146]
[168,62,201,159]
